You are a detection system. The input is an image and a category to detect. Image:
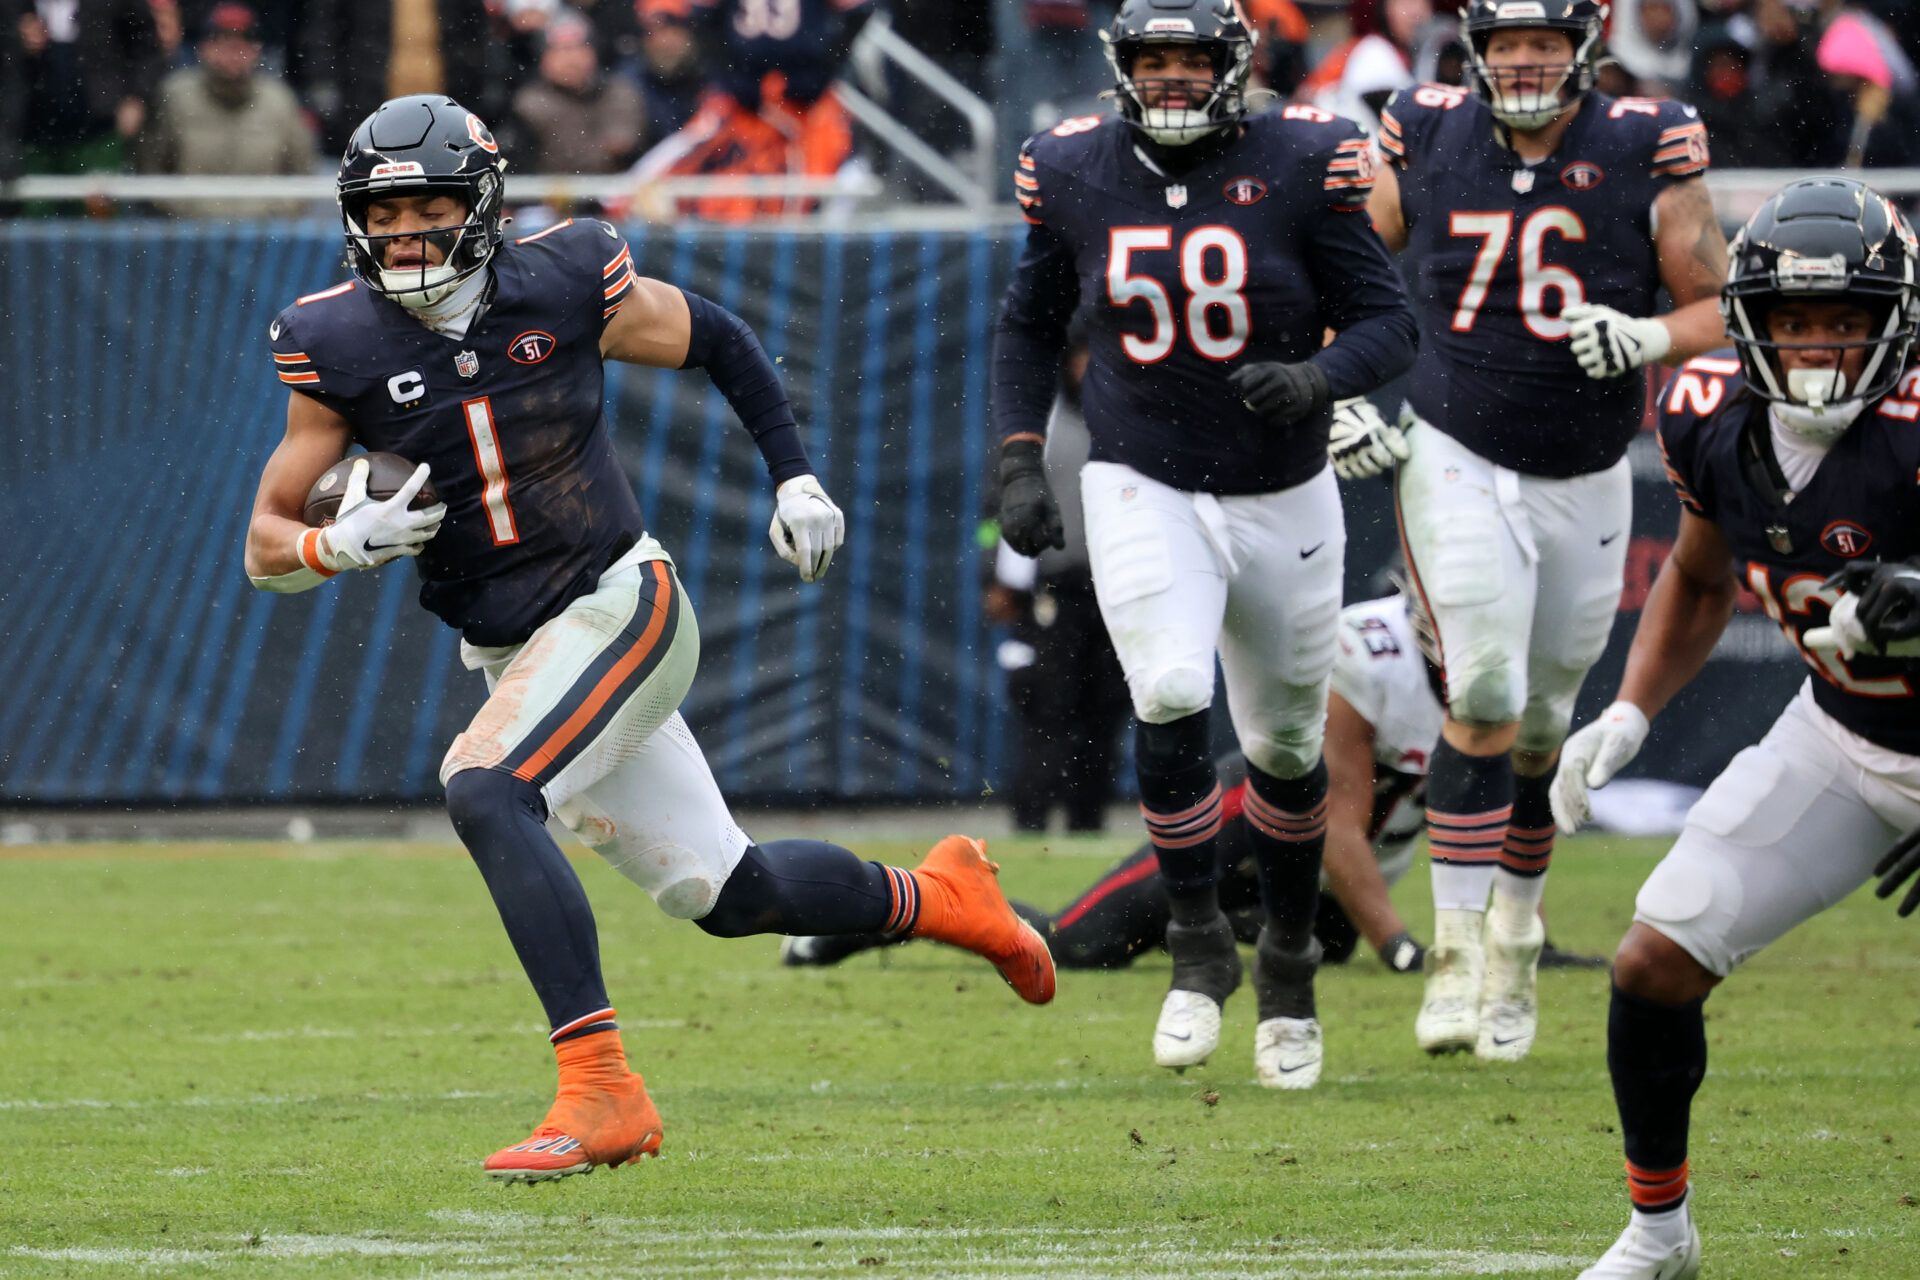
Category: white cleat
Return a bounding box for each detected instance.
[1477,913,1545,1062]
[1153,990,1223,1068]
[1253,1017,1323,1090]
[1578,1215,1701,1279]
[1415,941,1483,1054]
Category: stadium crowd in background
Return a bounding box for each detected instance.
[6,0,1920,219]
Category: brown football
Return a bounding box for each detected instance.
[303,452,439,527]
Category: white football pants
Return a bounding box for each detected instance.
[1636,682,1920,976]
[1080,460,1345,779]
[440,537,752,921]
[1395,420,1631,751]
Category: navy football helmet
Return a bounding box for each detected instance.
[1723,176,1920,438]
[1101,0,1256,146]
[1459,0,1607,130]
[337,95,508,307]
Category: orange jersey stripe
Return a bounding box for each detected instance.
[278,371,322,385]
[296,281,355,306]
[514,217,576,246]
[272,352,312,364]
[512,563,675,782]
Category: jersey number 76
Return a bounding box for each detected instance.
[1107,226,1251,363]
[1448,207,1588,339]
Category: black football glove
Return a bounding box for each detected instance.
[1827,559,1920,651]
[1228,360,1331,428]
[1378,931,1425,974]
[997,438,1065,557]
[1874,825,1920,917]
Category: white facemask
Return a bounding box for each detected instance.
[1773,366,1866,444]
[1132,103,1226,146]
[1482,63,1575,130]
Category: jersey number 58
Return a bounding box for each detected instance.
[1107,226,1250,363]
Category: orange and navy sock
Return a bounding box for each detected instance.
[1426,740,1513,913]
[551,1007,619,1047]
[692,841,902,938]
[1491,770,1555,924]
[1242,758,1327,953]
[1627,1159,1690,1216]
[1135,713,1225,925]
[1607,982,1707,1216]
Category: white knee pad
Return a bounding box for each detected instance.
[1241,717,1325,781]
[555,794,729,921]
[1443,644,1525,727]
[1133,664,1214,725]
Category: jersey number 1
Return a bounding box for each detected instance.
[1107,226,1250,363]
[1448,207,1587,339]
[462,397,521,546]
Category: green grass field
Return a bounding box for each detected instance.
[2,833,1917,1278]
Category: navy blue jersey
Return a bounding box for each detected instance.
[270,218,646,647]
[1657,353,1920,754]
[694,0,871,106]
[997,108,1415,495]
[1381,84,1709,477]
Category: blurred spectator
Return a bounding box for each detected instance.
[1725,0,1843,164]
[510,10,646,172]
[1409,20,1468,86]
[1610,0,1699,96]
[139,2,316,216]
[887,0,995,154]
[629,0,871,220]
[18,0,162,183]
[1299,0,1429,128]
[1241,0,1312,97]
[631,0,707,138]
[291,0,503,153]
[1691,24,1800,165]
[1817,5,1920,166]
[1,8,25,185]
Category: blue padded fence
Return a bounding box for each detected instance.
[0,221,1804,805]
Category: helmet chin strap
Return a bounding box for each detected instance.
[1774,367,1865,444]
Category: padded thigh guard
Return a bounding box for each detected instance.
[1082,461,1225,726]
[1398,421,1629,738]
[441,543,699,807]
[554,712,753,921]
[1633,689,1914,977]
[1396,423,1526,726]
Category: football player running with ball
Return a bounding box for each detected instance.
[994,0,1416,1088]
[1553,178,1920,1280]
[1367,0,1729,1061]
[243,96,1053,1182]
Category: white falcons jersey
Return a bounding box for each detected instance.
[1330,595,1444,861]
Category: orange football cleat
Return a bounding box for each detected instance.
[483,1031,664,1183]
[910,835,1057,1005]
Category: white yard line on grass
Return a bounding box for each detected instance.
[0,1088,516,1112]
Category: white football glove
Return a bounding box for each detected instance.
[769,474,845,584]
[1563,303,1672,380]
[1549,700,1651,835]
[317,458,445,572]
[1327,396,1409,480]
[1805,588,1920,659]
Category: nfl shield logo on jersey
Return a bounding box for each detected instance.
[455,350,480,378]
[1166,184,1188,209]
